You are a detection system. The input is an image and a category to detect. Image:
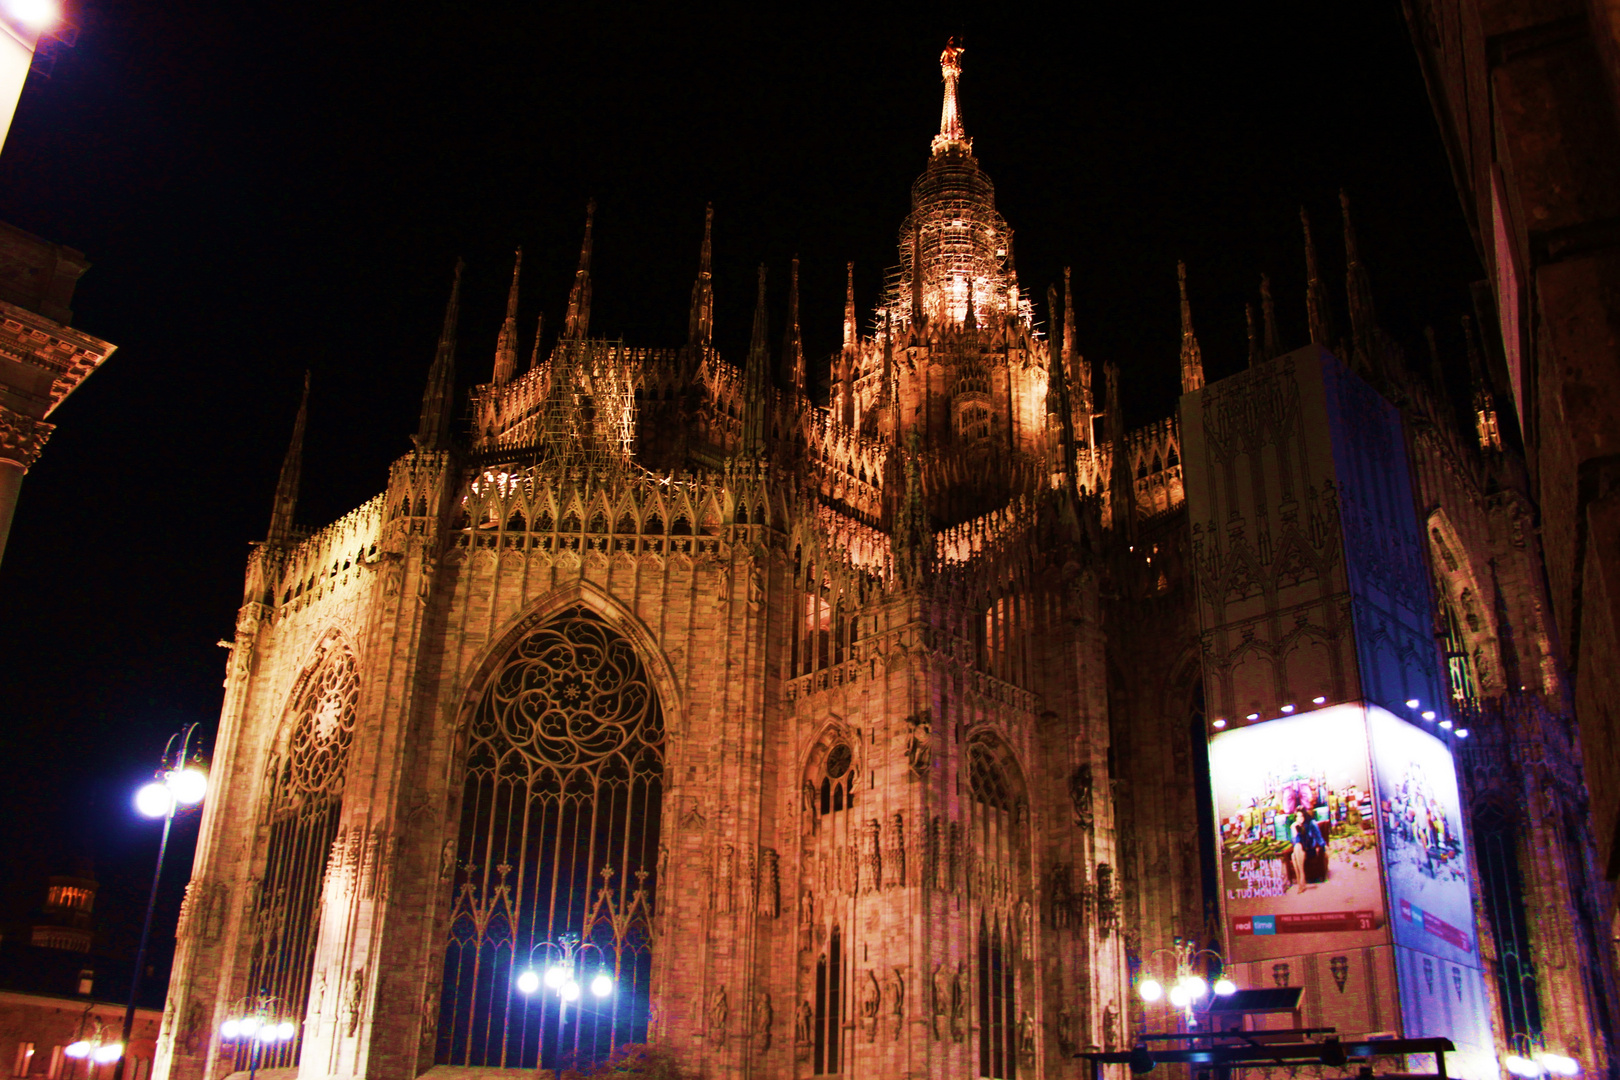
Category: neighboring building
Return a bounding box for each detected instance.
[0,875,162,1080]
[154,44,1615,1080]
[1402,1,1620,937]
[0,219,115,566]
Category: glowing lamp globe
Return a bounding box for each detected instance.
[1184,975,1208,999]
[4,0,57,30]
[135,781,173,819]
[1168,984,1191,1009]
[239,1018,260,1036]
[591,973,613,998]
[544,965,567,989]
[170,767,208,806]
[560,979,581,1002]
[221,1020,241,1039]
[276,1023,295,1040]
[516,969,541,994]
[1213,977,1237,997]
[63,1042,90,1059]
[1505,1056,1544,1078]
[93,1044,123,1064]
[1539,1055,1580,1077]
[1137,978,1162,1003]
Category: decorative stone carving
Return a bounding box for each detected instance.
[886,813,905,888]
[931,963,949,1040]
[758,848,780,917]
[859,969,881,1042]
[1018,1010,1036,1063]
[751,989,772,1052]
[347,967,366,1037]
[708,984,729,1045]
[906,712,932,777]
[1069,762,1094,828]
[886,968,904,1040]
[0,405,54,469]
[949,963,965,1042]
[795,1000,814,1060]
[717,844,734,913]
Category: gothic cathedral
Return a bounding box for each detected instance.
[154,43,1617,1080]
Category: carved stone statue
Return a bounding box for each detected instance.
[709,984,729,1045]
[949,963,965,1042]
[906,713,932,778]
[717,844,734,913]
[1018,1011,1036,1061]
[751,990,772,1052]
[886,968,905,1040]
[795,1000,814,1061]
[1069,763,1094,828]
[859,969,881,1042]
[931,962,950,1040]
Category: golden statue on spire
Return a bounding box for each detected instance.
[933,37,969,155]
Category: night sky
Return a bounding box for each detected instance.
[0,3,1480,984]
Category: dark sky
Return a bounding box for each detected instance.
[0,2,1480,982]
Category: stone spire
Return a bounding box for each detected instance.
[964,276,977,331]
[1177,261,1204,394]
[784,256,805,397]
[415,259,462,451]
[562,200,595,341]
[491,248,522,386]
[528,313,544,373]
[931,38,968,155]
[883,309,899,436]
[1260,273,1280,359]
[1065,266,1090,415]
[1246,303,1262,368]
[742,264,769,453]
[1048,283,1080,509]
[267,371,309,547]
[1341,190,1377,351]
[1302,206,1334,348]
[689,203,714,347]
[843,262,857,348]
[1106,361,1133,538]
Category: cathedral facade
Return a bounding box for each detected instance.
[153,44,1616,1080]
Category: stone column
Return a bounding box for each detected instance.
[0,403,54,566]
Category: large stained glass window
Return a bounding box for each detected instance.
[438,607,664,1071]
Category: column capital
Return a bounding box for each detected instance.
[0,404,55,470]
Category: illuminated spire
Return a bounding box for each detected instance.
[492,248,522,386]
[783,255,805,396]
[843,261,857,349]
[931,38,969,155]
[910,221,925,328]
[1260,273,1280,359]
[267,371,309,547]
[1246,303,1262,368]
[964,276,977,330]
[1302,207,1334,348]
[1464,315,1502,451]
[742,264,769,453]
[562,200,595,340]
[1048,283,1080,509]
[1062,267,1076,377]
[1177,261,1204,394]
[415,258,462,450]
[689,203,714,347]
[527,313,543,373]
[1065,266,1090,414]
[883,309,898,436]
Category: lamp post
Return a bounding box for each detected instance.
[62,1010,123,1080]
[218,997,296,1080]
[515,932,615,1069]
[111,724,208,1080]
[1133,938,1236,1029]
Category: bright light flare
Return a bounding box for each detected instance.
[1506,1056,1545,1078]
[1168,984,1191,1009]
[63,1043,90,1060]
[560,979,581,1002]
[516,969,540,994]
[135,781,173,819]
[544,965,567,989]
[169,767,208,806]
[238,1018,260,1036]
[1538,1055,1580,1077]
[591,973,613,998]
[1183,975,1208,999]
[92,1044,123,1064]
[1213,977,1237,997]
[1137,978,1162,1003]
[276,1023,294,1041]
[4,0,58,30]
[221,1020,240,1039]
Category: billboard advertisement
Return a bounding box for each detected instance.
[1209,707,1386,963]
[1366,706,1476,967]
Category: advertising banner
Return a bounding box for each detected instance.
[1366,706,1476,967]
[1209,707,1387,963]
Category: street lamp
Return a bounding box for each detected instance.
[515,932,615,1065]
[61,1011,121,1080]
[218,997,296,1080]
[1134,938,1236,1027]
[112,724,208,1080]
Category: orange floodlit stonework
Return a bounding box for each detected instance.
[153,44,1614,1080]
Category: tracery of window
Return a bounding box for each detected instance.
[966,738,1021,1078]
[1441,602,1479,707]
[956,397,992,446]
[812,926,844,1075]
[439,608,663,1072]
[968,742,1012,814]
[1474,803,1542,1050]
[241,641,358,1071]
[819,743,856,815]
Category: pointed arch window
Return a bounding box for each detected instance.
[967,739,1020,1080]
[978,916,1016,1080]
[1474,802,1543,1050]
[438,607,663,1072]
[813,925,843,1075]
[240,639,358,1071]
[1440,601,1479,707]
[820,743,856,815]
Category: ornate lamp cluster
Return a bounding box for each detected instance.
[219,996,297,1080]
[1134,938,1236,1024]
[515,932,615,1006]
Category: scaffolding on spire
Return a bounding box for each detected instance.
[689,204,714,347]
[563,200,596,340]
